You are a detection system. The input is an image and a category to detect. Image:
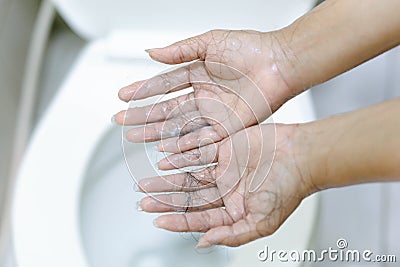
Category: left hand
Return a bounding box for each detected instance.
[113,30,292,153]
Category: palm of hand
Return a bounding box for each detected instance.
[137,125,312,248]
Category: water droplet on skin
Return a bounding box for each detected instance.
[271,63,278,73]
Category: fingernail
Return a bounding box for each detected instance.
[153,218,160,228]
[144,49,152,53]
[133,183,141,192]
[120,89,133,101]
[155,161,161,170]
[156,160,166,170]
[123,133,130,143]
[111,115,116,124]
[136,201,143,211]
[124,130,140,143]
[195,239,211,249]
[157,142,168,152]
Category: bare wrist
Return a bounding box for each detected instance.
[275,123,320,195]
[267,27,313,103]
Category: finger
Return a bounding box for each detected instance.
[153,208,234,232]
[196,219,264,248]
[125,112,208,142]
[138,188,223,212]
[113,93,196,125]
[157,127,223,153]
[118,65,191,101]
[137,172,216,193]
[157,143,219,170]
[147,31,213,64]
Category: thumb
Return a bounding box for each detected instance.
[147,31,212,64]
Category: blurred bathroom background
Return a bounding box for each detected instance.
[0,0,86,265]
[0,0,399,266]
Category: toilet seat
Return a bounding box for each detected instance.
[12,1,319,266]
[12,39,168,267]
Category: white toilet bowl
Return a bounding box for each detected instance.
[12,1,319,267]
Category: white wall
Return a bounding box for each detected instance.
[308,46,400,267]
[0,0,41,265]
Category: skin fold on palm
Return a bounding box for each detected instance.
[136,124,315,248]
[113,30,291,153]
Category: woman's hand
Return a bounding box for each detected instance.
[113,30,292,153]
[135,124,316,248]
[134,97,400,248]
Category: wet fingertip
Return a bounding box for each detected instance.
[155,160,163,170]
[195,238,212,249]
[157,141,174,153]
[156,159,171,170]
[157,141,164,152]
[155,157,162,167]
[123,132,131,143]
[120,86,141,102]
[111,113,125,126]
[111,115,117,125]
[118,88,131,102]
[153,217,160,228]
[145,48,163,57]
[153,216,170,229]
[136,201,143,212]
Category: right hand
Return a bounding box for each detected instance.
[136,124,316,248]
